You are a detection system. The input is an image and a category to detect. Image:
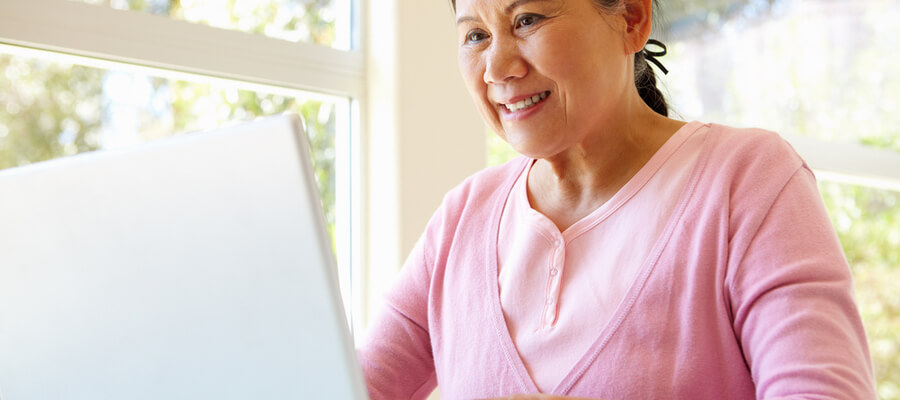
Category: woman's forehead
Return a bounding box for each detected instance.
[456,0,563,16]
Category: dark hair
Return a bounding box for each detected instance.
[449,0,669,117]
[634,47,668,116]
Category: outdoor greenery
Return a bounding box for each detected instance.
[0,59,105,168]
[821,182,900,399]
[77,0,338,47]
[0,0,342,241]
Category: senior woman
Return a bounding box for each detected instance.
[357,0,876,398]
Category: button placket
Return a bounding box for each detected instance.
[541,241,565,328]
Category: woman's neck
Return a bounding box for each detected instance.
[526,110,686,232]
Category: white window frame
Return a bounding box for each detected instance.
[0,0,364,97]
[782,134,900,193]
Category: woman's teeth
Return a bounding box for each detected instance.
[504,91,549,112]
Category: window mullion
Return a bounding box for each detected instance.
[784,134,900,192]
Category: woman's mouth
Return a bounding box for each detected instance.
[503,91,550,112]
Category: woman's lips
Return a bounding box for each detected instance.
[499,91,551,120]
[500,91,551,112]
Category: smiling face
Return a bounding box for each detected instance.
[456,0,641,159]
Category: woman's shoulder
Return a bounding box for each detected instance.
[440,156,530,209]
[706,123,800,159]
[701,122,805,177]
[416,156,529,250]
[690,122,814,220]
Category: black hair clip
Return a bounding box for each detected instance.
[643,39,669,75]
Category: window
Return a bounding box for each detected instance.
[818,181,900,398]
[70,0,351,49]
[0,0,362,330]
[1,45,344,241]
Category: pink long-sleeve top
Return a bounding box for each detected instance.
[497,121,706,392]
[358,123,876,400]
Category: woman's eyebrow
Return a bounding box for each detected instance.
[456,15,478,25]
[504,0,551,14]
[456,0,552,25]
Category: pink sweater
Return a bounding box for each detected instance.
[358,124,876,399]
[496,122,707,392]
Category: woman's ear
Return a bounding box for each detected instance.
[621,0,653,54]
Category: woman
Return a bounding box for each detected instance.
[358,0,876,398]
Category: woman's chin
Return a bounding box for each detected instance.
[503,135,559,159]
[508,145,555,160]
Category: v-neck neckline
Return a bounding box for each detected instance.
[515,121,705,244]
[484,121,711,395]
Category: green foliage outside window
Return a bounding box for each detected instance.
[76,0,338,47]
[1,0,343,244]
[0,52,339,243]
[820,182,900,398]
[0,60,104,168]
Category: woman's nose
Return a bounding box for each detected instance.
[483,39,527,84]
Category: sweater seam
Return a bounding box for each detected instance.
[726,163,806,304]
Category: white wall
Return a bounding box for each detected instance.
[363,0,487,327]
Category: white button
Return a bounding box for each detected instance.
[546,297,553,305]
[549,268,558,276]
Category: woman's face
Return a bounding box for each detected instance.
[456,0,636,159]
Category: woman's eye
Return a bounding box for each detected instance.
[515,14,541,29]
[465,30,488,44]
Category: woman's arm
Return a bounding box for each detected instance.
[728,166,876,399]
[357,236,438,400]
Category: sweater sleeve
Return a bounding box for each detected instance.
[357,231,439,400]
[728,165,876,400]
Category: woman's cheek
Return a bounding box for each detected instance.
[459,60,485,103]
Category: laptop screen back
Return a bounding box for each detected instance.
[0,115,368,399]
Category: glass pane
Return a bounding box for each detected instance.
[661,0,900,151]
[0,48,346,248]
[819,181,900,400]
[71,0,350,50]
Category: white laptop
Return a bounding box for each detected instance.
[0,114,369,400]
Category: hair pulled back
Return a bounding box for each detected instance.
[449,0,670,117]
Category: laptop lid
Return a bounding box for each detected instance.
[0,114,368,399]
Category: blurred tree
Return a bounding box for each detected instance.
[101,0,337,47]
[820,182,900,398]
[0,55,104,169]
[0,0,341,243]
